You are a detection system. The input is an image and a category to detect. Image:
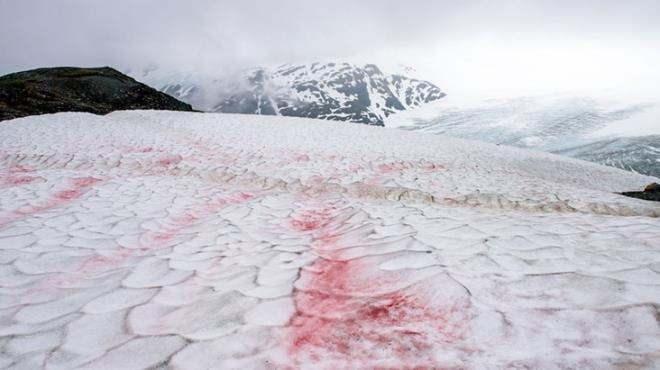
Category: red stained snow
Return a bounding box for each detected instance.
[294,154,311,162]
[377,161,445,175]
[157,154,183,167]
[287,204,468,367]
[126,146,155,153]
[9,165,33,173]
[0,177,102,227]
[290,208,334,232]
[22,191,255,297]
[4,175,39,186]
[0,165,43,188]
[51,177,101,202]
[84,191,253,272]
[78,248,134,272]
[143,192,254,245]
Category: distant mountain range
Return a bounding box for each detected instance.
[0,67,192,122]
[387,95,660,178]
[3,66,655,179]
[144,63,445,126]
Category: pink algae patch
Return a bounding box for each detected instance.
[22,246,134,298]
[141,192,255,246]
[28,176,100,208]
[28,191,256,294]
[122,145,159,154]
[54,189,81,201]
[157,154,183,167]
[0,165,43,188]
[78,248,134,273]
[106,192,253,260]
[290,208,335,232]
[9,165,33,173]
[294,154,311,162]
[287,204,468,368]
[0,177,102,228]
[377,161,446,175]
[377,162,405,174]
[53,177,102,201]
[4,175,39,186]
[128,146,155,153]
[72,177,101,187]
[290,259,468,367]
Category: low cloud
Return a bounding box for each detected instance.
[1,0,658,95]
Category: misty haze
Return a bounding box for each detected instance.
[0,1,659,369]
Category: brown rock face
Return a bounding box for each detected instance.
[0,67,193,122]
[621,182,660,202]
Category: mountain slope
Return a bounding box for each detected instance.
[0,111,658,369]
[155,63,445,125]
[0,67,193,122]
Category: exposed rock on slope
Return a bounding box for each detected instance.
[157,63,445,125]
[0,67,193,122]
[622,182,660,201]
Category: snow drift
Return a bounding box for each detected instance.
[0,111,659,369]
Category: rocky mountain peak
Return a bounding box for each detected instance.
[154,63,446,126]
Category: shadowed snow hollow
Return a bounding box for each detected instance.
[0,111,659,369]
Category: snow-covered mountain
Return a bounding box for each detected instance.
[387,94,660,177]
[145,63,445,125]
[1,111,659,368]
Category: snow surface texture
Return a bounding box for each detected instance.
[150,63,445,126]
[387,95,660,178]
[1,111,659,369]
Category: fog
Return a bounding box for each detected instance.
[1,0,659,96]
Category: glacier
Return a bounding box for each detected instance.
[0,111,659,369]
[387,94,660,178]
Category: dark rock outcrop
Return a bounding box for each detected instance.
[0,67,193,122]
[621,182,660,202]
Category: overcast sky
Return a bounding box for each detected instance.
[1,0,659,96]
